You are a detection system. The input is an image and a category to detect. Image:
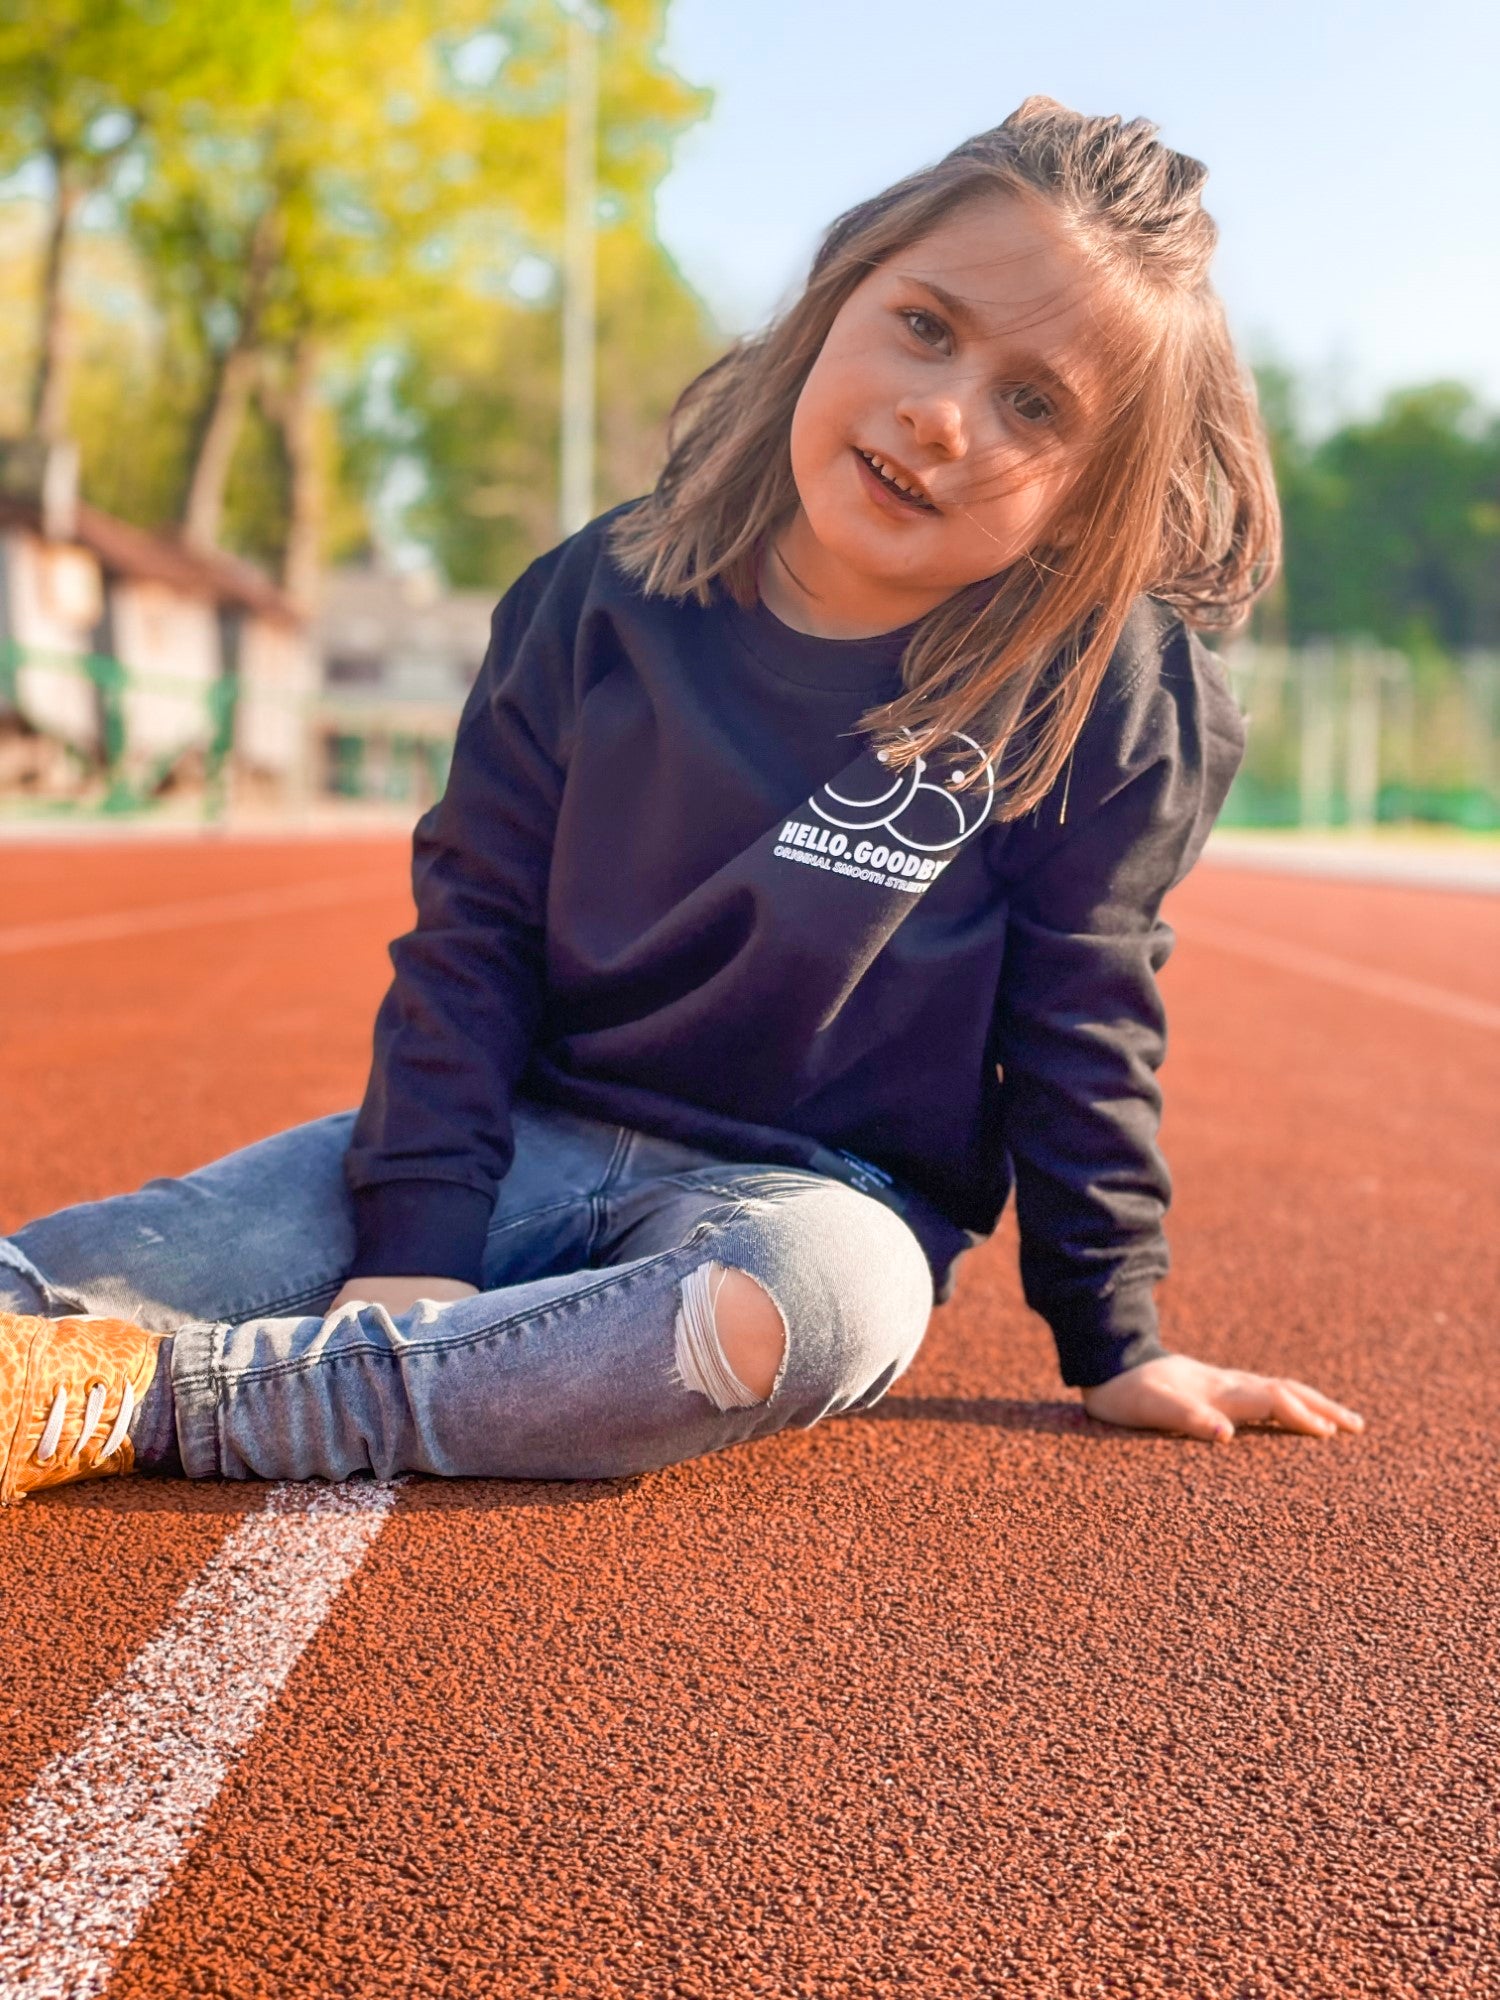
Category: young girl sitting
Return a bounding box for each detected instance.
[0,95,1363,1506]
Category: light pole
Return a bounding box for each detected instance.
[558,0,602,538]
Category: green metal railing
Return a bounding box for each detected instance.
[0,638,243,818]
[4,635,1498,831]
[1205,642,1498,832]
[0,640,457,822]
[322,727,452,803]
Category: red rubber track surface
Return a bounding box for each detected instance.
[2,838,1496,2000]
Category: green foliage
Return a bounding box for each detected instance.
[387,223,722,587]
[0,0,714,590]
[1,6,1493,646]
[54,229,192,531]
[0,0,279,177]
[1256,367,1500,655]
[220,395,293,572]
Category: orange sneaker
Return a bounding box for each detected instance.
[1,1311,167,1507]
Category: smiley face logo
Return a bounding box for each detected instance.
[809,728,996,854]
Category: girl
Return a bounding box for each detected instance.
[0,96,1364,1506]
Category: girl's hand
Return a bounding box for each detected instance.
[327,1276,479,1316]
[1080,1353,1365,1443]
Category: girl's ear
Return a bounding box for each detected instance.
[1042,484,1088,554]
[1037,517,1079,559]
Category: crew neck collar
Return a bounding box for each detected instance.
[727,591,924,692]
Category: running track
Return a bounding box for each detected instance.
[1,836,1495,2000]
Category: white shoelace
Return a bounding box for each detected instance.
[33,1378,135,1466]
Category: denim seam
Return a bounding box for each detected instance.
[174,1319,229,1479]
[484,1194,585,1240]
[585,1124,636,1262]
[0,1240,89,1314]
[599,1124,637,1191]
[232,1278,346,1321]
[203,1211,739,1387]
[214,1325,227,1474]
[655,1168,832,1205]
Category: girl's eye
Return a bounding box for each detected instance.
[1007,385,1055,427]
[898,307,948,349]
[898,307,1056,427]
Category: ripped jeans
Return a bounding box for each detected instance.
[0,1097,935,1484]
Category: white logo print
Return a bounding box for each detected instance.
[772,729,997,898]
[813,727,996,851]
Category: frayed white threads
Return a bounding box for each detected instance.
[673,1263,763,1411]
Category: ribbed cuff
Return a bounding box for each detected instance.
[347,1179,495,1288]
[1044,1281,1167,1389]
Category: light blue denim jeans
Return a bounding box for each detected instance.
[0,1097,935,1484]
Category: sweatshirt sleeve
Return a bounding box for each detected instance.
[341,551,572,1283]
[990,614,1247,1388]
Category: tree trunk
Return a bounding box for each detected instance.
[277,335,326,613]
[180,343,261,550]
[29,148,83,443]
[177,202,284,550]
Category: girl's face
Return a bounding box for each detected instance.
[769,194,1106,637]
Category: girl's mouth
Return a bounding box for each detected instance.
[852,447,938,514]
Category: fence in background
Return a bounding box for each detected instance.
[0,640,456,822]
[0,639,242,818]
[3,634,1499,832]
[1215,642,1500,831]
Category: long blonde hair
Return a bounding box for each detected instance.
[607,95,1280,820]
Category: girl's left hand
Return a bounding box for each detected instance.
[1079,1353,1365,1443]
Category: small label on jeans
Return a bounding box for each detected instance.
[808,1145,904,1208]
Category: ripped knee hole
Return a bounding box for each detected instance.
[673,1261,787,1410]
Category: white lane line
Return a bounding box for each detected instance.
[0,876,403,957]
[0,1478,404,2000]
[1185,917,1500,1032]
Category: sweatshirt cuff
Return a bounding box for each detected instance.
[347,1180,495,1287]
[1043,1280,1168,1389]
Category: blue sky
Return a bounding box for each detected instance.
[652,0,1500,435]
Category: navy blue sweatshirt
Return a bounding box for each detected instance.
[344,501,1247,1387]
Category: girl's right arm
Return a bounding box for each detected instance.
[339,542,576,1294]
[991,614,1363,1441]
[989,613,1244,1391]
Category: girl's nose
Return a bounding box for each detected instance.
[894,389,967,460]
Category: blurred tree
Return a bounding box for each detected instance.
[1247,360,1299,646]
[0,0,276,441]
[1253,364,1500,654]
[62,226,209,534]
[381,221,722,587]
[1282,384,1500,652]
[116,0,709,607]
[126,0,513,572]
[0,0,712,613]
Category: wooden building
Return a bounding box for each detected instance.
[0,441,316,810]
